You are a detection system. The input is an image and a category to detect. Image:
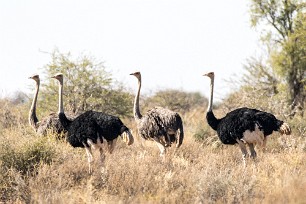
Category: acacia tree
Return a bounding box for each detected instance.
[246,0,306,115]
[39,49,133,117]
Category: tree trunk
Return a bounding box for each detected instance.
[288,54,305,116]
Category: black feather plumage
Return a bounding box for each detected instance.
[207,107,285,145]
[60,110,130,148]
[203,71,291,162]
[52,73,133,173]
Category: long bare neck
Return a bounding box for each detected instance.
[207,76,214,112]
[133,77,142,120]
[205,75,219,130]
[57,77,71,130]
[58,80,64,114]
[29,80,39,129]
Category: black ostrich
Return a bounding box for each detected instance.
[203,72,291,163]
[52,73,134,173]
[28,74,67,136]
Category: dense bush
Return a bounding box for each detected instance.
[0,130,58,203]
[0,99,28,129]
[0,135,56,175]
[144,89,207,114]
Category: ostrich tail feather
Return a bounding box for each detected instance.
[279,122,291,135]
[122,129,134,146]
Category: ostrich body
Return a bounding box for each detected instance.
[130,71,184,156]
[29,74,67,136]
[203,72,291,162]
[52,73,133,173]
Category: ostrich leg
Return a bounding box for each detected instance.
[84,146,94,174]
[248,143,257,159]
[153,137,166,160]
[236,139,248,167]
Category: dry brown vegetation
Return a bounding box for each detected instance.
[0,99,305,203]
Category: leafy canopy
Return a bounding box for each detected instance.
[245,0,306,115]
[38,49,133,117]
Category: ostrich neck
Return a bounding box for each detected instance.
[58,81,64,114]
[57,77,71,130]
[207,77,214,112]
[133,78,142,120]
[29,81,39,128]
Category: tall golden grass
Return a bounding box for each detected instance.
[0,96,305,203]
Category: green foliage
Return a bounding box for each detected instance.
[271,12,306,78]
[247,0,306,114]
[144,89,207,114]
[0,136,56,175]
[38,49,133,117]
[192,123,220,147]
[0,132,57,203]
[250,0,302,41]
[193,125,210,142]
[270,12,306,111]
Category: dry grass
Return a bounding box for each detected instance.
[0,97,305,203]
[0,120,305,204]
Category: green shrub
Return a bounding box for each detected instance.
[192,123,221,147]
[144,89,207,114]
[0,137,56,175]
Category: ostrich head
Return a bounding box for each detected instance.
[29,74,40,83]
[51,73,64,83]
[203,71,214,79]
[130,71,141,81]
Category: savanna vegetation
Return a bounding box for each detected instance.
[0,0,305,203]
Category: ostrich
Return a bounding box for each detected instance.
[52,73,134,173]
[130,71,184,157]
[203,71,291,164]
[29,74,67,136]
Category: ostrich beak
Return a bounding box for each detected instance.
[130,71,140,76]
[51,72,64,79]
[51,75,59,79]
[203,72,214,77]
[130,72,137,76]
